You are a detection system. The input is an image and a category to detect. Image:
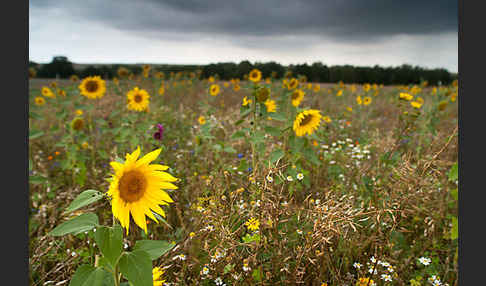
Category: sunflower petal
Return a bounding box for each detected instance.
[135,148,161,167]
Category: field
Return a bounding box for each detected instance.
[28,69,458,286]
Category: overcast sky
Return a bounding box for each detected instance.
[29,0,458,72]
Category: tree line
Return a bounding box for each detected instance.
[29,56,457,85]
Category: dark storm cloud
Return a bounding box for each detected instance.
[30,0,457,42]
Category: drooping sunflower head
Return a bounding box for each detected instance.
[249,69,262,83]
[34,96,45,106]
[293,109,322,137]
[71,117,85,131]
[41,86,55,98]
[256,86,270,102]
[107,147,177,234]
[79,76,106,99]
[264,99,277,113]
[126,87,150,112]
[291,89,305,107]
[117,67,130,78]
[209,84,220,96]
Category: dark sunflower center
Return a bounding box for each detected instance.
[73,119,84,130]
[300,114,313,126]
[85,80,99,93]
[291,91,300,100]
[134,94,143,103]
[118,170,147,203]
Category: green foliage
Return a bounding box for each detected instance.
[132,240,175,260]
[118,250,153,286]
[49,213,99,236]
[64,190,104,213]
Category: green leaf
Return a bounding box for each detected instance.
[451,217,458,240]
[65,190,104,213]
[250,131,265,144]
[132,240,175,260]
[268,112,286,122]
[49,213,99,236]
[29,159,33,171]
[118,250,153,286]
[252,269,262,282]
[29,129,44,140]
[29,175,47,185]
[448,162,458,182]
[223,263,234,274]
[224,146,237,153]
[450,188,458,201]
[29,111,43,120]
[94,225,123,267]
[268,149,284,164]
[69,265,114,286]
[231,130,246,140]
[264,125,281,137]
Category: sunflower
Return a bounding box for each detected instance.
[41,86,55,98]
[356,96,362,105]
[126,87,150,112]
[287,78,299,90]
[50,82,58,89]
[34,96,45,106]
[249,69,262,83]
[363,96,372,106]
[264,99,277,113]
[322,115,332,123]
[356,277,375,286]
[57,89,66,97]
[399,92,414,101]
[209,84,220,96]
[158,84,165,96]
[410,101,422,109]
[415,97,424,105]
[291,89,305,107]
[113,77,119,86]
[117,67,130,78]
[293,109,322,137]
[336,90,343,97]
[79,76,106,99]
[75,109,83,116]
[242,96,252,106]
[198,116,206,125]
[450,93,457,102]
[29,67,37,78]
[233,84,241,92]
[313,84,320,92]
[208,76,215,83]
[363,83,371,92]
[71,117,85,131]
[107,147,177,233]
[152,267,166,286]
[307,83,312,90]
[256,86,270,102]
[265,77,271,84]
[70,74,79,82]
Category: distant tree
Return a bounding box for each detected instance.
[37,56,75,79]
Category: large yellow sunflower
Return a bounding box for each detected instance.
[291,89,305,107]
[249,69,262,83]
[79,76,106,99]
[264,99,277,112]
[293,109,322,137]
[34,96,45,106]
[209,84,220,96]
[107,147,177,234]
[287,78,299,90]
[126,87,150,112]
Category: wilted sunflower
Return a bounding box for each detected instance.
[291,89,305,107]
[293,109,322,137]
[256,86,270,102]
[264,99,277,113]
[209,84,220,96]
[34,96,45,106]
[198,116,206,125]
[126,87,150,112]
[41,86,55,98]
[363,96,372,106]
[249,69,262,83]
[29,67,37,78]
[117,67,130,78]
[71,117,85,131]
[107,147,177,234]
[79,76,106,99]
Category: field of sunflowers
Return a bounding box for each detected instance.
[29,66,458,286]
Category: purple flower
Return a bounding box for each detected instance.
[153,123,164,141]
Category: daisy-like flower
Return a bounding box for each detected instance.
[233,84,241,92]
[243,263,251,272]
[41,86,55,98]
[296,229,303,235]
[264,99,277,112]
[266,175,273,182]
[245,217,260,232]
[152,267,166,286]
[287,175,293,182]
[353,262,362,269]
[201,265,210,275]
[297,173,304,180]
[34,96,46,106]
[293,109,322,137]
[381,274,392,282]
[418,257,432,266]
[126,87,150,112]
[249,69,262,82]
[290,89,305,107]
[214,277,226,286]
[210,84,220,96]
[370,256,376,263]
[107,147,177,234]
[173,254,186,261]
[198,116,206,125]
[79,76,106,99]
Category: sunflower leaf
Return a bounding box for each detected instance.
[49,213,99,236]
[29,129,44,140]
[64,190,104,214]
[94,225,123,268]
[132,240,175,260]
[69,265,114,286]
[118,250,153,286]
